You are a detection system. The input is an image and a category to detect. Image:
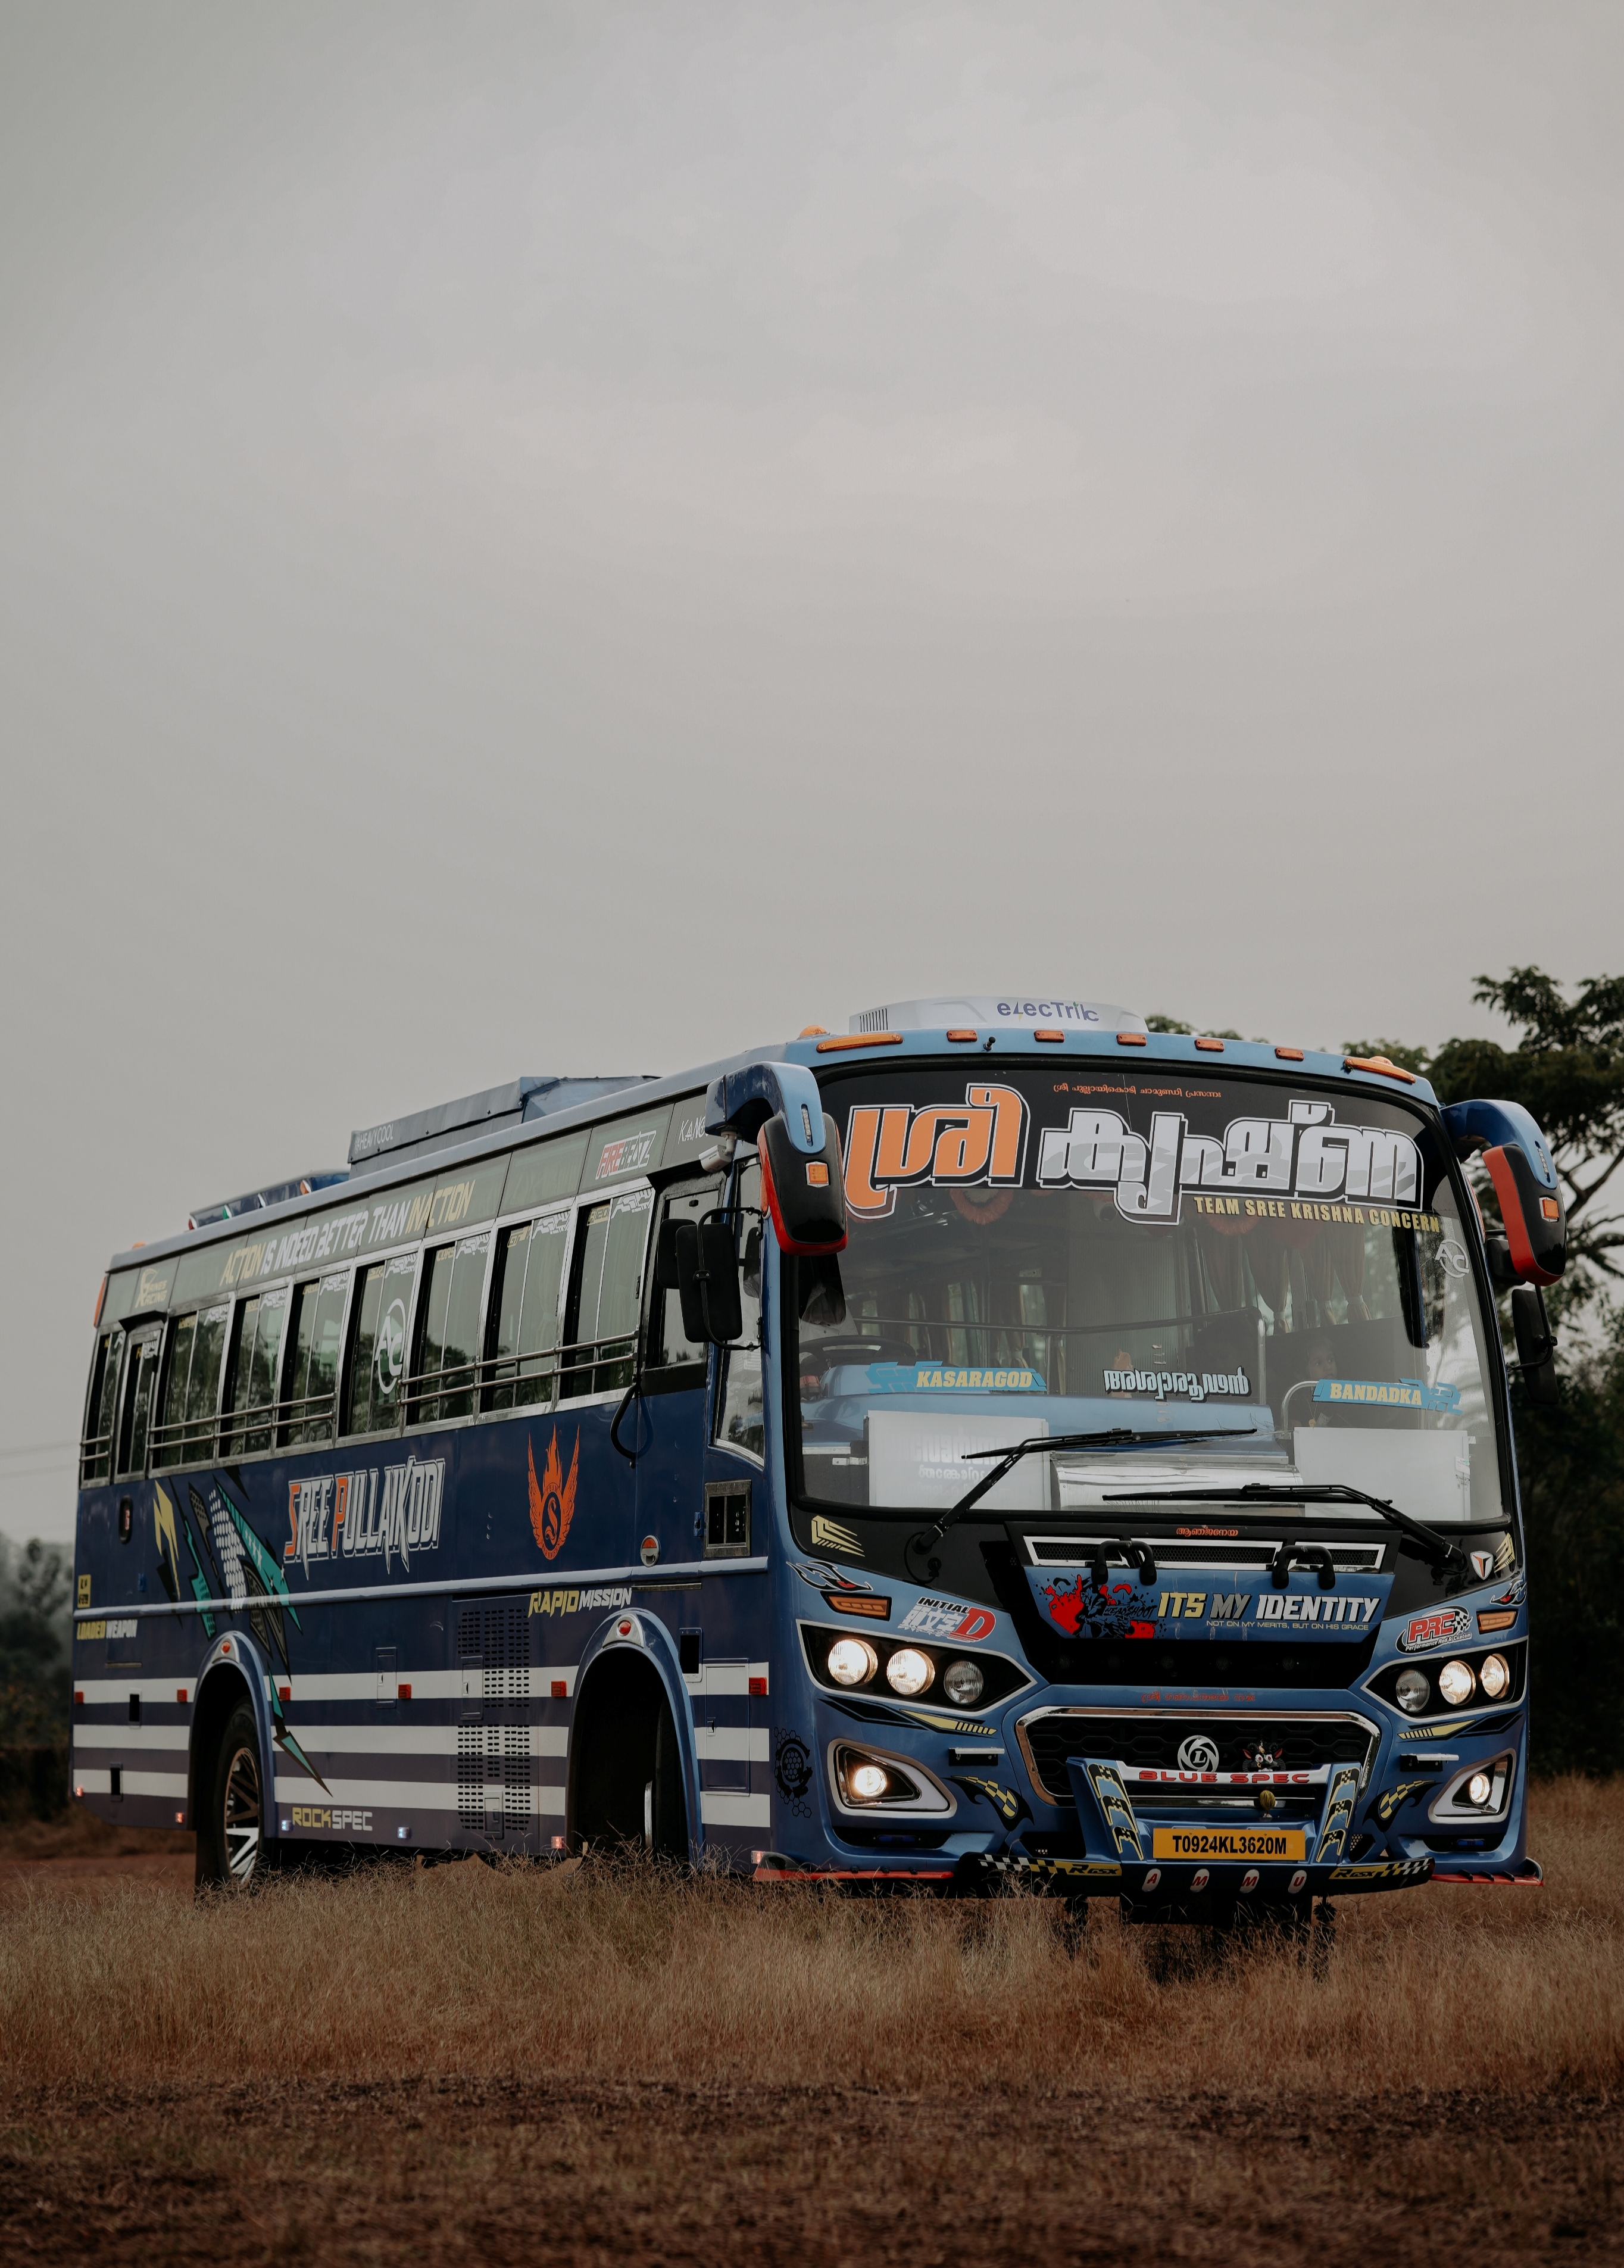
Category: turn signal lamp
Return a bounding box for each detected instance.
[827,1592,889,1620]
[1478,1609,1517,1634]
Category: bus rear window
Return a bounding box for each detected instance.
[81,1331,123,1483]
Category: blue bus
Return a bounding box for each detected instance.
[72,998,1564,1917]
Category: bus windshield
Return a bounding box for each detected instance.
[791,1063,1506,1529]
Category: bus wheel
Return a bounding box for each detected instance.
[206,1704,266,1889]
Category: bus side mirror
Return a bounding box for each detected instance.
[674,1221,743,1346]
[1441,1099,1566,1286]
[1511,1285,1560,1408]
[758,1111,847,1255]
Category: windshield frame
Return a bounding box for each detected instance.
[780,1057,1520,1543]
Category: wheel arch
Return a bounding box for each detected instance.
[190,1631,278,1842]
[567,1612,699,1859]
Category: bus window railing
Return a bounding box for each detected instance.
[88,1330,645,1477]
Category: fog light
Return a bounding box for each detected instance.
[1438,1659,1476,1707]
[827,1637,877,1687]
[885,1648,933,1696]
[1395,1667,1431,1715]
[942,1658,983,1706]
[1479,1652,1510,1700]
[1467,1771,1493,1807]
[850,1763,889,1801]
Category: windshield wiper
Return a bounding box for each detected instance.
[903,1427,1255,1577]
[1106,1482,1466,1572]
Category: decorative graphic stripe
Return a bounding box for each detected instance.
[74,1556,769,1624]
[271,1775,567,1816]
[699,1790,773,1829]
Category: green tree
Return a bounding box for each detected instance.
[0,1537,71,1745]
[1426,968,1624,1306]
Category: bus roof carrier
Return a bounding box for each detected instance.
[850,996,1146,1034]
[188,1171,350,1231]
[347,1074,657,1171]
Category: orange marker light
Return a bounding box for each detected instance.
[1034,1028,1064,1043]
[827,1593,890,1620]
[176,1689,188,1705]
[749,1675,768,1696]
[1117,1032,1147,1046]
[816,1032,904,1052]
[1478,1609,1518,1634]
[798,1026,829,1038]
[551,1679,567,1698]
[1541,1197,1560,1221]
[1344,1054,1417,1083]
[1275,1046,1305,1062]
[805,1161,829,1187]
[946,1029,977,1043]
[1194,1038,1225,1052]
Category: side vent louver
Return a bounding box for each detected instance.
[456,1603,533,1838]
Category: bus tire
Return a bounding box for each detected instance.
[199,1702,267,1890]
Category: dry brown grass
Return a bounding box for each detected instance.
[2,1776,1620,2099]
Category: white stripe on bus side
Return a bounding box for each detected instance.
[694,1727,770,1764]
[698,1790,772,1829]
[71,1769,188,1800]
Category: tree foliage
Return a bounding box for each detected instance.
[0,1537,71,1745]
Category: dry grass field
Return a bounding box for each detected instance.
[1,1777,1620,2263]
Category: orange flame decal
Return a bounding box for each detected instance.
[528,1427,579,1560]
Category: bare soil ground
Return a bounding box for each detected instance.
[1,1784,1619,2264]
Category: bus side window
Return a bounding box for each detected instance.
[646,1178,720,1384]
[714,1159,764,1461]
[153,1303,232,1468]
[81,1331,123,1483]
[563,1187,652,1397]
[486,1210,570,1412]
[223,1287,288,1456]
[153,1312,198,1468]
[342,1252,417,1437]
[410,1232,490,1427]
[115,1328,161,1478]
[281,1271,349,1447]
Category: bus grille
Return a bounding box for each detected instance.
[1020,1711,1375,1806]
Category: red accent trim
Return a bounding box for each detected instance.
[758,1135,847,1257]
[398,1683,411,1701]
[551,1679,567,1698]
[73,1690,84,1705]
[278,1685,291,1703]
[176,1688,188,1705]
[1483,1147,1560,1286]
[749,1676,767,1696]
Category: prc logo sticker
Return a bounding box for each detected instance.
[528,1428,580,1561]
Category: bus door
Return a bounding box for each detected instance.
[633,1176,723,1565]
[696,1160,769,1836]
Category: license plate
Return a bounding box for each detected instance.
[1150,1826,1307,1862]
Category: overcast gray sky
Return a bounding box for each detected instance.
[3,1,1620,1544]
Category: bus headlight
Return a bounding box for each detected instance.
[942,1658,984,1706]
[826,1637,877,1687]
[1479,1653,1511,1700]
[885,1648,933,1696]
[1394,1667,1431,1715]
[1438,1659,1476,1707]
